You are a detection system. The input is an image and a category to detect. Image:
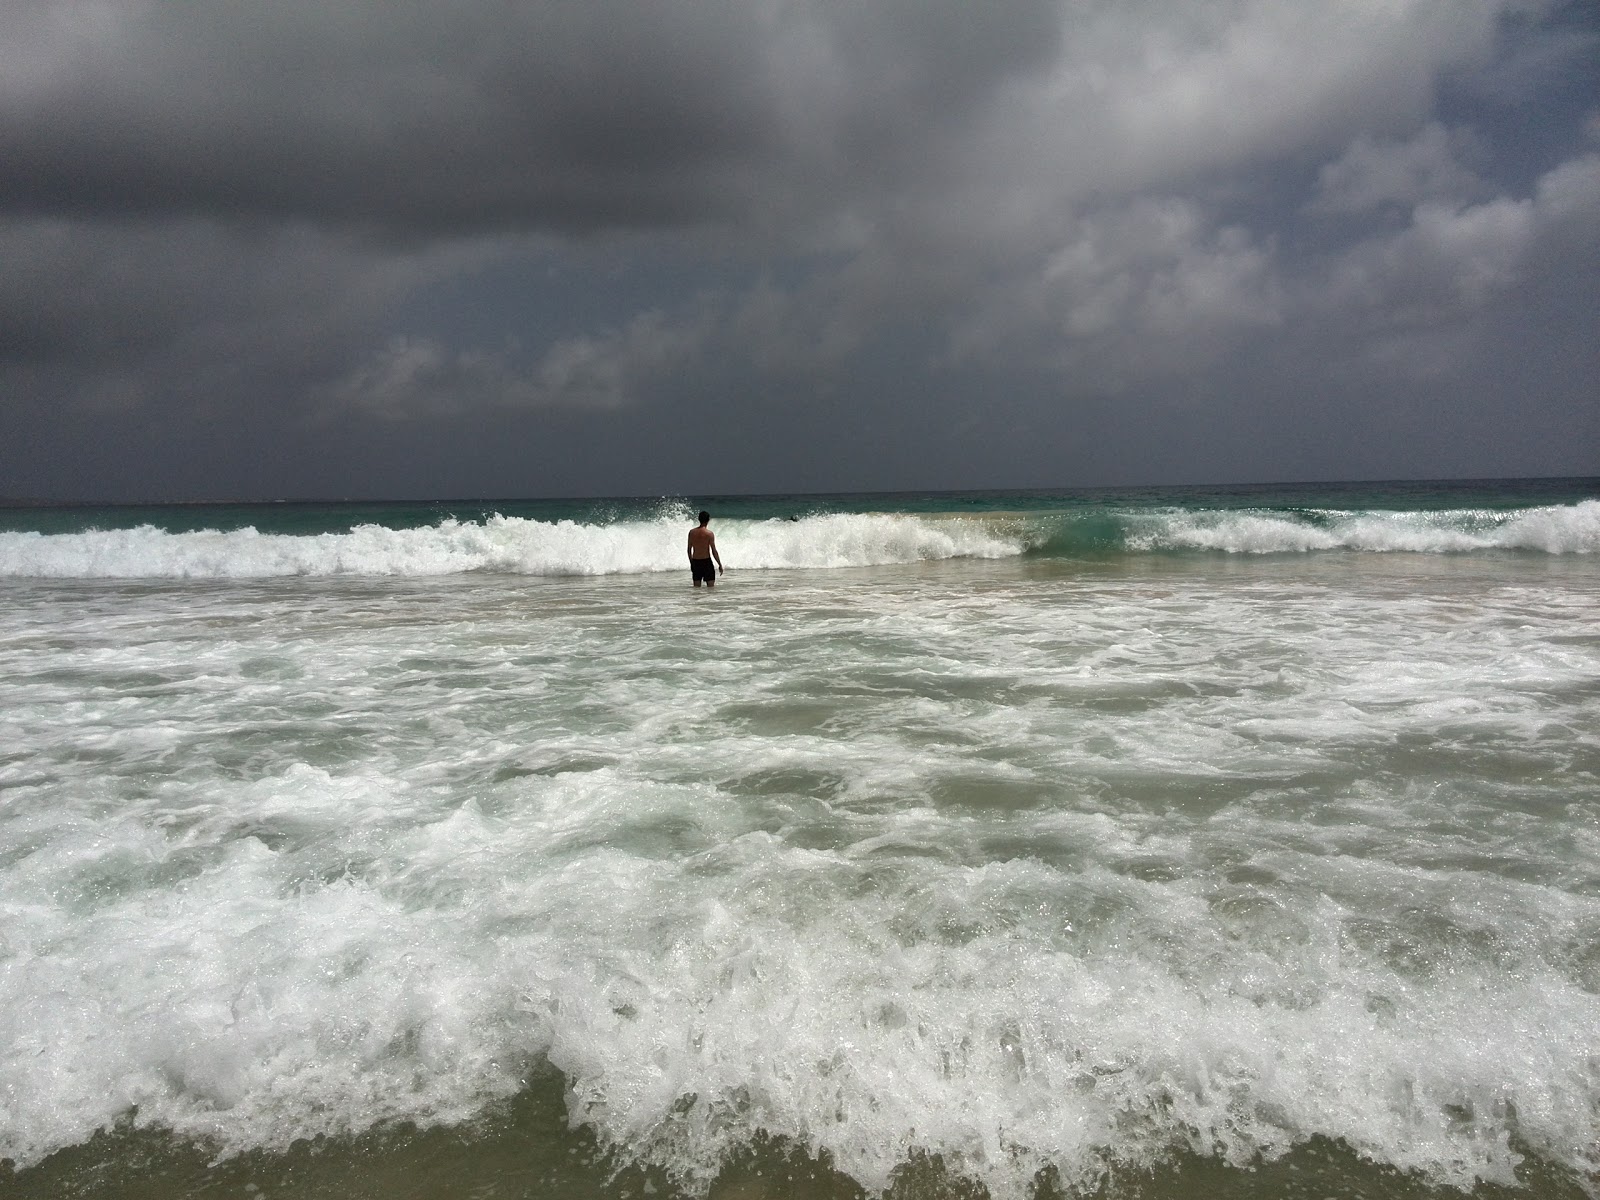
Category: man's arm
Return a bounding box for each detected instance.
[711,532,723,572]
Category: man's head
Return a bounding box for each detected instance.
[698,511,710,525]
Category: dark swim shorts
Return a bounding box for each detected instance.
[691,557,716,583]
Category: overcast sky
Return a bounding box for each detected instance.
[2,0,1596,501]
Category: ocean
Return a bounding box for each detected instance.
[2,479,1597,1200]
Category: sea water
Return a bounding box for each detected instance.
[1,481,1597,1200]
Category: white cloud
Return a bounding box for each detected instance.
[1298,150,1600,385]
[1101,2,1494,172]
[947,196,1281,382]
[702,0,1519,389]
[1325,152,1600,320]
[1534,151,1600,222]
[1311,123,1485,215]
[952,0,1507,243]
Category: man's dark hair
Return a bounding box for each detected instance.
[698,510,710,524]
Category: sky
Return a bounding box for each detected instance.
[2,0,1597,502]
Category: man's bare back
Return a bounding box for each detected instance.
[688,511,723,587]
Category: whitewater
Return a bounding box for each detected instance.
[2,480,1598,1200]
[0,497,1597,580]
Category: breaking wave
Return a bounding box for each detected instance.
[1118,500,1600,555]
[0,500,1594,579]
[0,511,1030,579]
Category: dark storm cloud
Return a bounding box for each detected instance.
[0,0,1059,234]
[2,1,755,231]
[0,216,481,414]
[1,0,1596,500]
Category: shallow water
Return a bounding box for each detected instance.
[2,505,1599,1199]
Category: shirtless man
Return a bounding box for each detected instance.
[687,510,723,587]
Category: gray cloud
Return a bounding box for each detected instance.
[0,0,1061,236]
[1321,151,1600,327]
[0,216,484,427]
[2,2,752,230]
[0,0,1523,239]
[1310,124,1487,215]
[328,304,719,417]
[1,0,1595,499]
[944,197,1284,385]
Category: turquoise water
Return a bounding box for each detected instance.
[1,480,1597,1199]
[3,477,1596,538]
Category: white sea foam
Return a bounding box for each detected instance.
[0,512,1029,579]
[1133,499,1600,554]
[2,559,1597,1195]
[2,500,1594,580]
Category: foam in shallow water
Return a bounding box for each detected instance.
[1,556,1598,1198]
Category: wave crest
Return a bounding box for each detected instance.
[0,512,1030,579]
[1125,500,1600,554]
[1,500,1594,579]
